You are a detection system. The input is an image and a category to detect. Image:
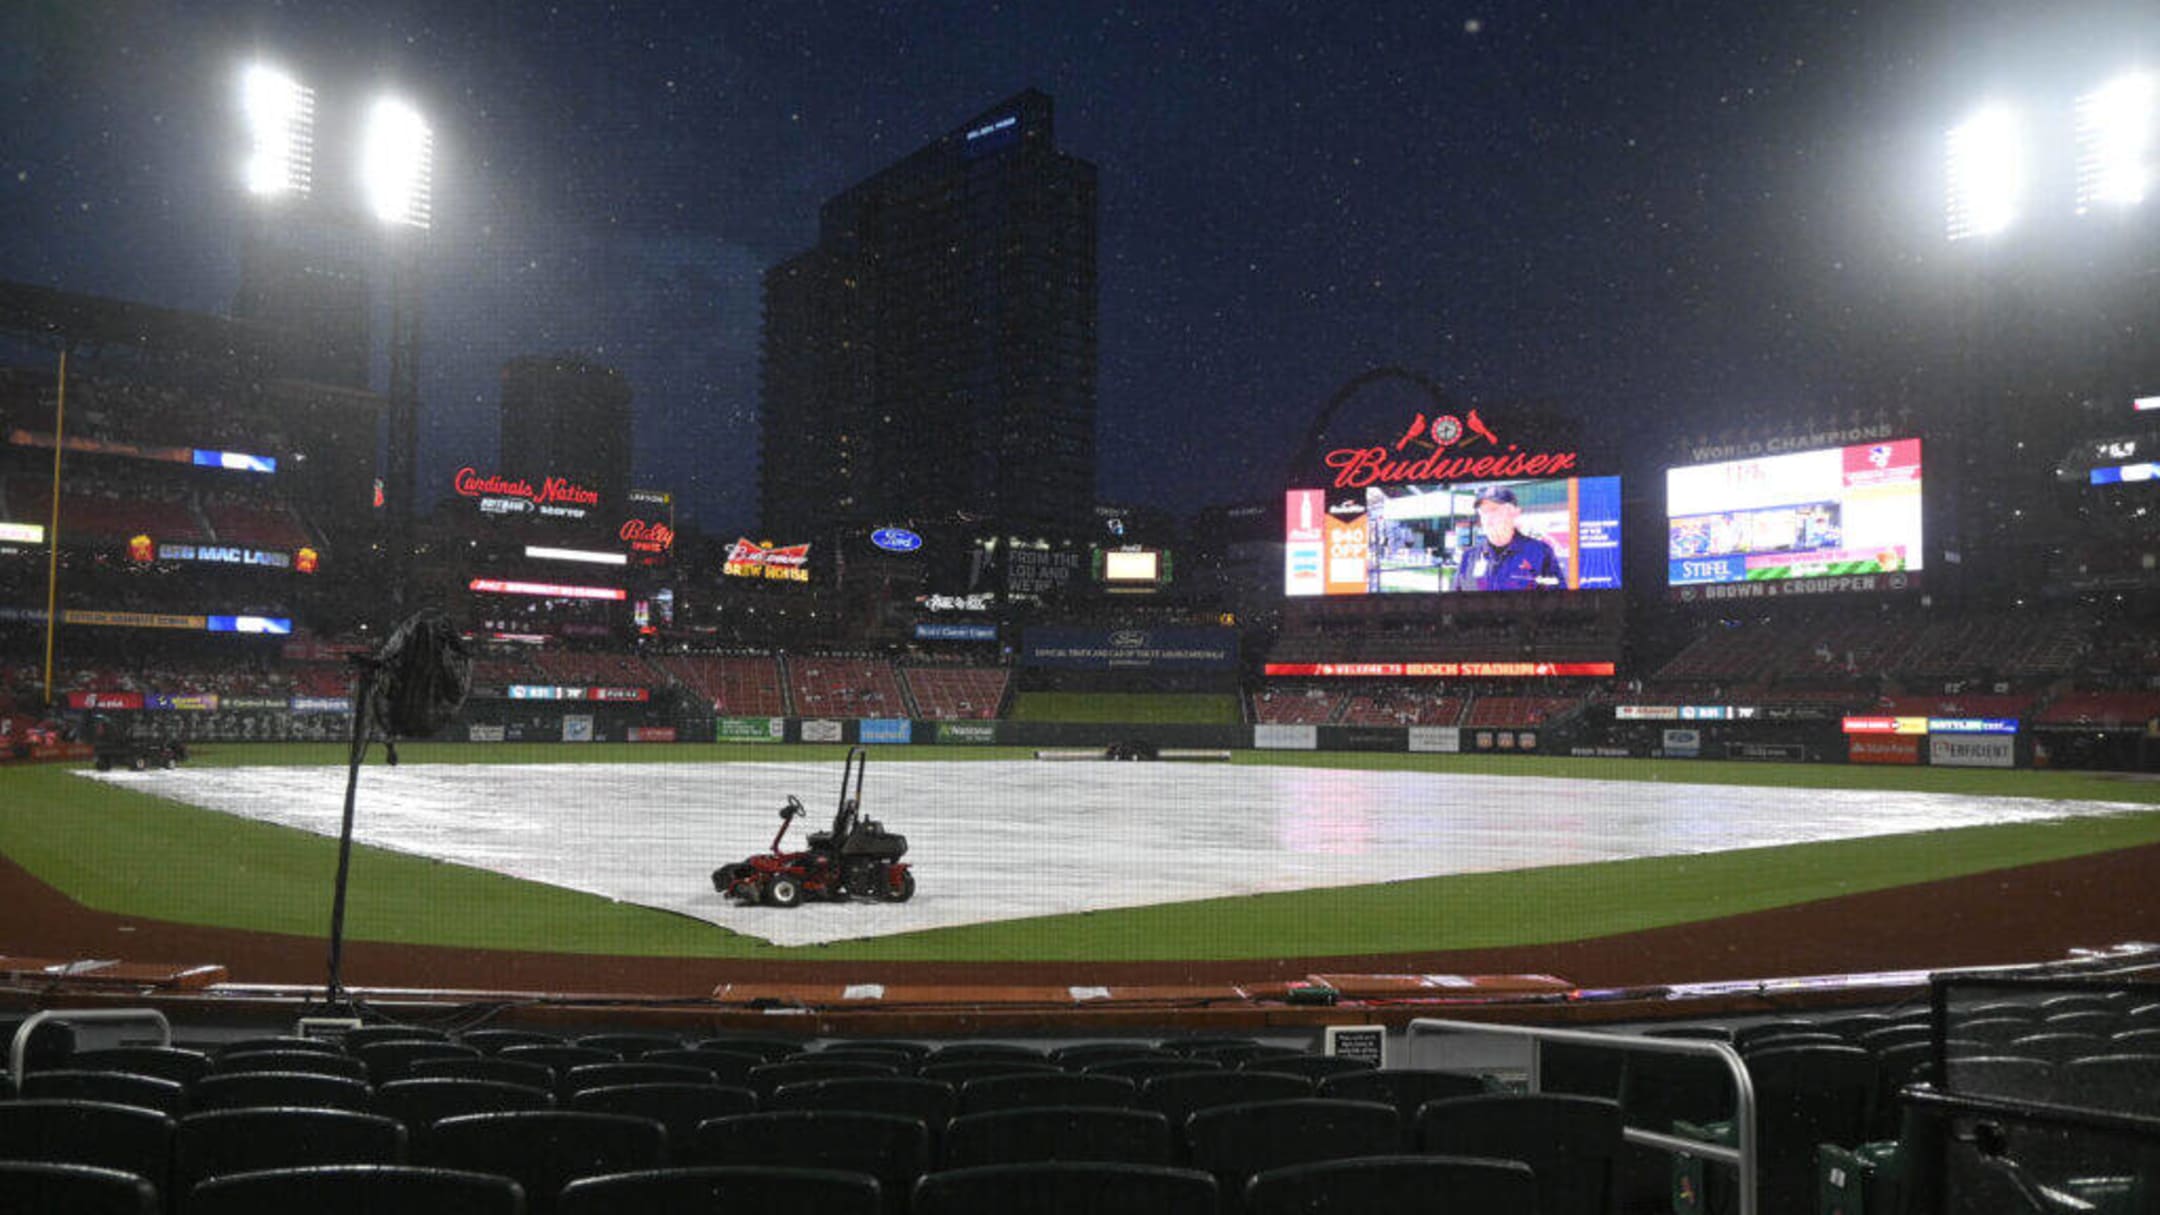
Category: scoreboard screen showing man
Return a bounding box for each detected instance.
[1284,476,1622,596]
[1666,438,1923,591]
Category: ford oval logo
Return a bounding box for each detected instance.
[1109,631,1149,648]
[870,528,922,553]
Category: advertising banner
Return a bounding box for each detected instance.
[290,697,351,713]
[859,718,913,745]
[66,691,143,710]
[627,726,678,743]
[145,694,220,711]
[1850,735,1920,765]
[1254,724,1318,750]
[716,717,784,743]
[1022,626,1236,671]
[1727,741,1807,761]
[220,696,289,710]
[1930,734,2015,768]
[1662,728,1702,758]
[1264,661,1614,677]
[936,721,998,745]
[1407,726,1461,753]
[468,724,507,743]
[801,719,844,743]
[915,622,998,642]
[562,715,595,743]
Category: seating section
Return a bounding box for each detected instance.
[902,667,1009,720]
[654,654,788,715]
[1250,687,1342,725]
[1337,690,1463,726]
[531,650,657,688]
[7,1008,2153,1215]
[788,657,907,719]
[1462,696,1580,727]
[202,494,312,548]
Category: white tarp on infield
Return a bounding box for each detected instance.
[81,761,2144,946]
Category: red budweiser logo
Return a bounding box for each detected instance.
[454,467,600,507]
[620,519,675,552]
[1323,410,1578,489]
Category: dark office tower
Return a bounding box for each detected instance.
[499,355,634,506]
[760,90,1098,537]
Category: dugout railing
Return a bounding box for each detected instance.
[1408,1016,1762,1215]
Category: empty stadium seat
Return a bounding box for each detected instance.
[215,1036,344,1058]
[421,1110,668,1215]
[409,1055,557,1090]
[1244,1154,1538,1215]
[559,1166,881,1215]
[342,1025,453,1050]
[693,1035,805,1061]
[642,1048,766,1084]
[573,1033,682,1059]
[214,1050,370,1082]
[69,1045,215,1085]
[372,1077,556,1130]
[0,1161,158,1215]
[461,1029,566,1055]
[1241,1054,1375,1081]
[1418,1093,1623,1215]
[191,1071,371,1113]
[919,1059,1062,1085]
[690,1111,929,1215]
[560,1061,717,1097]
[1184,1099,1400,1214]
[567,1082,758,1148]
[0,1100,176,1191]
[1139,1070,1314,1130]
[1089,1056,1221,1083]
[913,1161,1217,1215]
[957,1071,1140,1114]
[929,1043,1048,1063]
[185,1164,523,1215]
[173,1108,408,1199]
[746,1058,901,1097]
[941,1106,1176,1168]
[1315,1068,1491,1137]
[23,1069,192,1116]
[358,1040,481,1084]
[767,1076,956,1132]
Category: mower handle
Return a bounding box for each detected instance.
[770,795,805,853]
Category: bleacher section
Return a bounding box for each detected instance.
[654,655,788,716]
[1338,690,1464,726]
[2037,691,2160,729]
[1251,687,1343,725]
[1463,696,1580,728]
[901,667,1008,720]
[201,495,312,549]
[531,651,658,688]
[787,657,907,719]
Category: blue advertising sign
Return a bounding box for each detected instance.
[859,718,914,744]
[871,527,923,553]
[1021,627,1238,671]
[914,622,997,642]
[1928,717,2019,734]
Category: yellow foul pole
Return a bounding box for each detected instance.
[40,350,67,706]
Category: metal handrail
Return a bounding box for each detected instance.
[8,1008,172,1081]
[1408,1017,1759,1215]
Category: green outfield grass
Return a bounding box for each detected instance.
[1007,693,1243,723]
[1,745,2155,962]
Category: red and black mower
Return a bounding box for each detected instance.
[713,746,915,907]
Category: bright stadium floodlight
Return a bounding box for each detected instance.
[361,95,432,228]
[239,63,314,197]
[2076,71,2155,212]
[1946,104,2024,240]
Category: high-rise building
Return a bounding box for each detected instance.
[499,354,633,507]
[760,90,1098,538]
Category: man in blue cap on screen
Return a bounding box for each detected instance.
[1456,485,1563,591]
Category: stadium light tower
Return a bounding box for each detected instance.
[240,63,315,199]
[360,95,433,229]
[2075,70,2156,213]
[1945,104,2025,241]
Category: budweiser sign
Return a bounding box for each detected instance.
[620,518,675,554]
[453,466,601,512]
[724,538,811,582]
[1322,409,1578,489]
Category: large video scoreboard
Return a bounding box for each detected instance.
[1666,438,1923,599]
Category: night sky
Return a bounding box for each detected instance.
[3,0,2154,530]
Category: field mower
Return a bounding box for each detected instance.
[713,747,915,907]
